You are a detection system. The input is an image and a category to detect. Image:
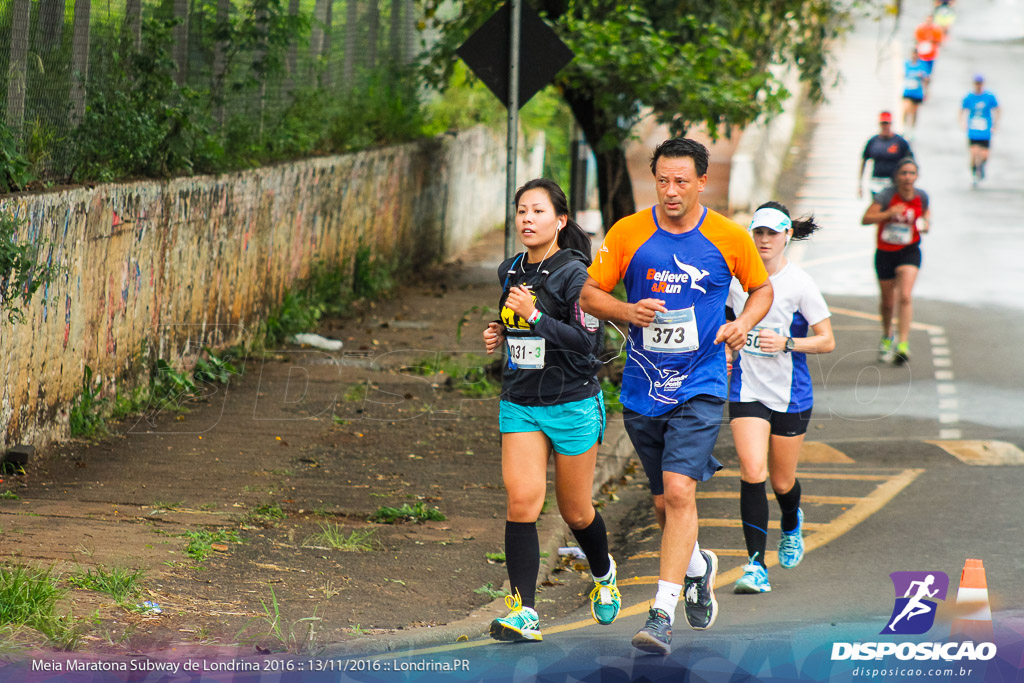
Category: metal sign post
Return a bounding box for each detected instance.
[504,0,521,259]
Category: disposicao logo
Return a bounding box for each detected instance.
[883,571,949,635]
[830,569,997,664]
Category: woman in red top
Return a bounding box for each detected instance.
[861,157,930,365]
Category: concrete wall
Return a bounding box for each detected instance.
[0,125,528,450]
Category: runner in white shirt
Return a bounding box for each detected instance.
[725,202,835,594]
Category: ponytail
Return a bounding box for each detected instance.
[755,200,821,242]
[557,220,593,265]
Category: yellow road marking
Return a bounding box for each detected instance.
[629,549,779,561]
[801,442,855,464]
[379,468,924,657]
[829,306,943,333]
[696,492,866,505]
[616,468,923,594]
[925,440,1024,466]
[717,468,896,481]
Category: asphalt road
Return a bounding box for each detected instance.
[317,2,1024,680]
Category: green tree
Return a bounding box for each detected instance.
[422,0,847,228]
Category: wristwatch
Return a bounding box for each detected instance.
[784,337,795,353]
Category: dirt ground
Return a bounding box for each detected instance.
[0,229,621,657]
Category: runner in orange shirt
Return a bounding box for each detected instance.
[914,14,945,83]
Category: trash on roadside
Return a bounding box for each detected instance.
[289,333,344,351]
[138,601,163,615]
[557,547,586,560]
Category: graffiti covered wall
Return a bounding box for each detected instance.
[0,125,520,449]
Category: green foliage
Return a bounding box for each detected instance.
[110,386,150,421]
[0,212,60,324]
[0,122,33,193]
[0,564,81,648]
[0,491,19,501]
[600,377,623,415]
[69,366,107,438]
[302,523,376,552]
[244,503,286,526]
[72,20,216,182]
[407,353,500,397]
[422,0,847,221]
[485,552,506,563]
[151,359,198,410]
[239,585,322,655]
[193,347,240,385]
[473,582,508,600]
[369,502,446,524]
[182,529,242,562]
[66,566,146,604]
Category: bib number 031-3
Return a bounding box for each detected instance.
[507,336,545,369]
[642,308,699,353]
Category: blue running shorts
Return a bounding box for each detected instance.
[499,394,606,456]
[623,395,725,495]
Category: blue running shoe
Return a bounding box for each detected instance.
[778,508,805,569]
[734,554,772,594]
[489,589,542,642]
[589,556,621,625]
[631,607,672,655]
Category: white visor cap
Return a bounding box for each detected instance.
[749,207,792,233]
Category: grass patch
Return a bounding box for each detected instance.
[302,523,376,552]
[66,566,145,603]
[0,565,81,649]
[369,502,445,525]
[238,586,323,655]
[473,583,508,600]
[342,382,367,403]
[0,491,19,500]
[485,552,506,563]
[182,529,242,562]
[406,353,499,397]
[244,504,286,527]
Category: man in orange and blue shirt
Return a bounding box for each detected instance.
[580,138,772,655]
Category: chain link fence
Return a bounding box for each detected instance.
[1,0,418,184]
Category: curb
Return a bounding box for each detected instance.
[322,416,635,656]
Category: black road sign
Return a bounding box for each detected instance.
[456,2,574,109]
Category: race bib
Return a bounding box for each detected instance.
[507,336,545,369]
[903,76,921,91]
[642,307,699,353]
[917,41,933,56]
[743,326,785,358]
[969,116,989,132]
[881,221,914,245]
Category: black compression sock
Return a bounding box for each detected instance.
[740,480,769,567]
[505,521,540,609]
[775,479,803,533]
[570,512,611,578]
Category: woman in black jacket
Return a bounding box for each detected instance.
[482,179,619,642]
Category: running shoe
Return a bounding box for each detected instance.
[682,549,719,630]
[589,556,621,625]
[734,554,772,593]
[878,336,895,363]
[631,607,672,655]
[489,589,542,642]
[778,508,805,569]
[894,342,910,365]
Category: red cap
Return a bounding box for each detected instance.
[879,111,893,123]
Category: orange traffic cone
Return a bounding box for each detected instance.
[949,559,993,642]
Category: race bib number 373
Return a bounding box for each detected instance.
[642,308,699,353]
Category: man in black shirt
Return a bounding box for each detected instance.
[857,111,914,200]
